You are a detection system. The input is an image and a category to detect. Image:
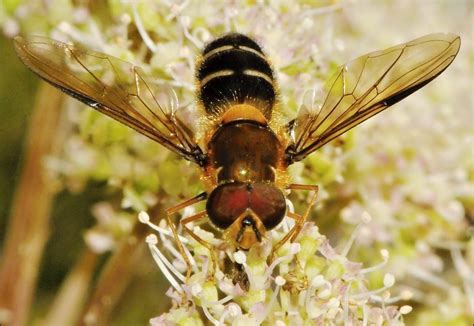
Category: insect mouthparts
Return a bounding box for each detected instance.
[242,216,254,227]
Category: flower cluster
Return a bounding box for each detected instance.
[2,0,472,324]
[140,209,413,325]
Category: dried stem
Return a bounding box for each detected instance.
[80,203,164,325]
[0,83,65,326]
[43,249,99,326]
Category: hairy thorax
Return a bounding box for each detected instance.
[207,120,281,184]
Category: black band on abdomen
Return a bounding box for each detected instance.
[197,33,276,120]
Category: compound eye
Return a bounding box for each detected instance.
[206,182,249,229]
[249,184,286,230]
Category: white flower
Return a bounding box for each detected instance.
[141,211,411,325]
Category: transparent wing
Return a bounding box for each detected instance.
[14,35,205,165]
[285,33,460,163]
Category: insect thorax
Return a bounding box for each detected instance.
[207,120,280,184]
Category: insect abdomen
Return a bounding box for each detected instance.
[197,33,276,120]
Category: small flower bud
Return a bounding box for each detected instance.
[191,284,202,296]
[275,276,286,286]
[138,211,150,223]
[311,275,325,288]
[383,273,395,287]
[228,303,242,317]
[234,250,247,264]
[317,288,331,299]
[145,234,158,245]
[380,249,389,260]
[289,243,301,255]
[400,305,413,314]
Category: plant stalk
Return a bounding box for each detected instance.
[0,83,65,326]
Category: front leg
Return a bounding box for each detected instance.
[271,184,319,258]
[180,211,219,279]
[165,192,207,280]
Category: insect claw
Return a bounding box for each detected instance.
[185,268,192,283]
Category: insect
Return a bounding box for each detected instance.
[15,32,460,278]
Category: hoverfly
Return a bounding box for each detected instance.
[14,32,460,278]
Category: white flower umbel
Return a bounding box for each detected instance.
[3,0,471,324]
[140,211,411,325]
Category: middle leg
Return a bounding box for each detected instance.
[180,211,219,278]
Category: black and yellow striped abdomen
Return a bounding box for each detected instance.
[196,33,276,120]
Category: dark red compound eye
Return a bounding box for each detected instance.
[249,183,286,229]
[207,182,249,229]
[206,182,286,230]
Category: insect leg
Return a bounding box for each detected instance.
[165,192,207,280]
[287,184,319,241]
[271,184,319,257]
[180,211,219,279]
